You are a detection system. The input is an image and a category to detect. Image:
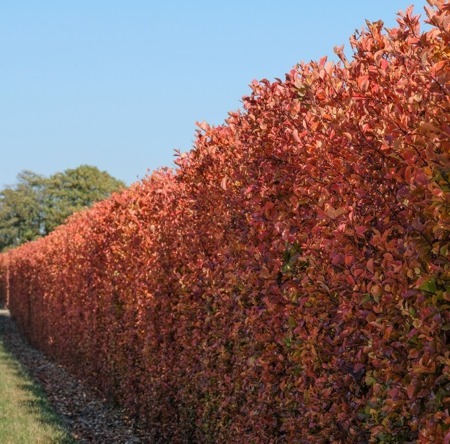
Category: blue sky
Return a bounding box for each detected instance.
[1,1,430,187]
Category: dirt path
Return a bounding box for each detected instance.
[0,309,150,443]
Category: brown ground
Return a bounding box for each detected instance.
[0,308,152,443]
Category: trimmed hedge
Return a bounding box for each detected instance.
[0,254,7,307]
[1,2,449,442]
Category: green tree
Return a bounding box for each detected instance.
[0,165,125,251]
[43,165,125,234]
[0,171,46,250]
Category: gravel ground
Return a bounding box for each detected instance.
[0,308,152,443]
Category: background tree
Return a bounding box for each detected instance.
[0,165,124,251]
[0,171,46,250]
[43,165,125,234]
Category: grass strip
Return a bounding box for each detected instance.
[0,340,75,444]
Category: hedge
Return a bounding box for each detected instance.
[1,2,449,442]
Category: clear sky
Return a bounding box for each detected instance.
[1,1,430,187]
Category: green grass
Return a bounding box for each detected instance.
[0,341,75,444]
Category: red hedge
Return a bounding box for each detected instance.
[1,2,449,442]
[0,254,7,307]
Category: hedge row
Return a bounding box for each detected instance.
[0,254,7,307]
[1,2,449,442]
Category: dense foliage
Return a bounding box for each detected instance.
[1,2,449,442]
[0,255,7,307]
[0,165,124,251]
[0,171,46,250]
